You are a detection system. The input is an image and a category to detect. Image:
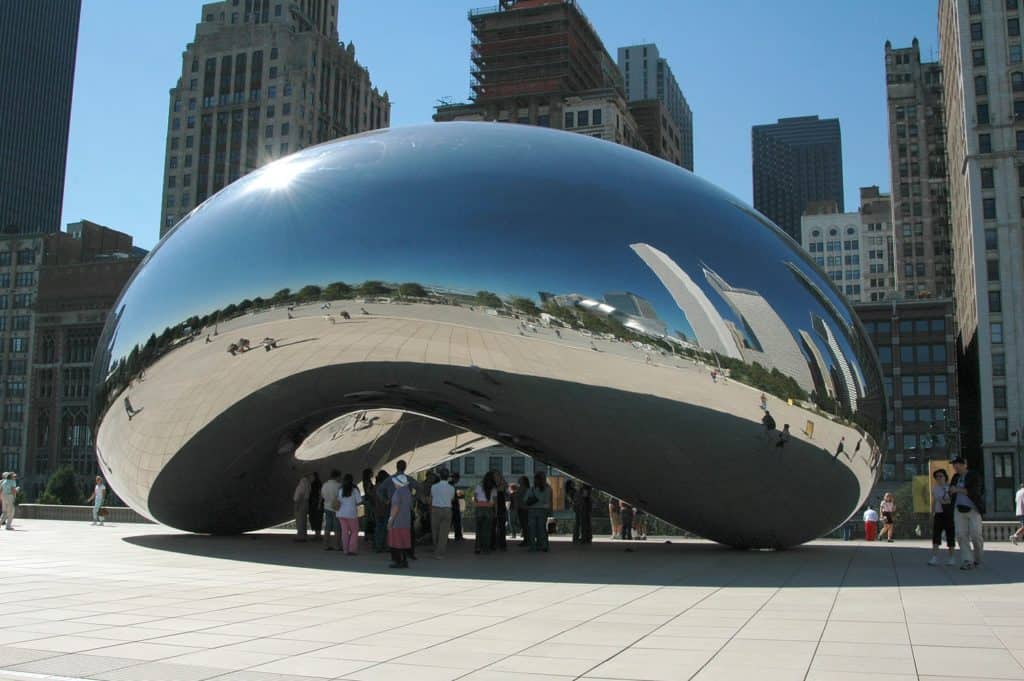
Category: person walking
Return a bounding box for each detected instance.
[337,473,362,555]
[430,469,455,558]
[320,470,342,551]
[514,476,531,546]
[1013,482,1024,546]
[387,474,414,568]
[292,474,311,541]
[450,472,464,542]
[508,482,522,539]
[879,492,896,542]
[526,471,551,552]
[0,472,19,530]
[929,468,956,565]
[608,498,622,539]
[862,505,879,541]
[85,476,107,526]
[474,471,497,555]
[620,503,634,540]
[493,472,508,552]
[308,472,323,538]
[775,424,791,448]
[361,469,376,543]
[950,456,985,570]
[762,410,776,438]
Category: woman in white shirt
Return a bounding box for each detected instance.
[337,473,363,555]
[879,492,896,543]
[929,468,955,565]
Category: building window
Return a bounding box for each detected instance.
[1011,18,1021,37]
[973,48,985,66]
[993,352,1006,376]
[981,167,994,188]
[265,125,273,138]
[969,0,981,13]
[983,197,996,219]
[14,272,32,287]
[268,85,276,98]
[987,259,1000,281]
[981,133,993,153]
[564,112,574,128]
[993,453,1016,512]
[994,385,1007,409]
[1011,0,1021,10]
[996,418,1009,441]
[592,109,602,125]
[975,74,988,95]
[577,110,589,126]
[989,290,1002,312]
[977,103,990,124]
[991,322,1003,343]
[510,455,525,475]
[463,457,475,475]
[280,122,289,135]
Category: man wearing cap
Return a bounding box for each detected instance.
[0,472,20,530]
[949,456,985,570]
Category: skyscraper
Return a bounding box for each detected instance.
[0,0,81,235]
[617,43,694,170]
[160,0,390,236]
[752,116,844,244]
[884,39,953,300]
[940,0,1024,516]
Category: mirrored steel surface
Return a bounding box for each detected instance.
[93,122,886,547]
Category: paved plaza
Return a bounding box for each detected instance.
[1,522,1023,680]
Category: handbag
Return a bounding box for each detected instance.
[955,504,971,513]
[98,507,109,518]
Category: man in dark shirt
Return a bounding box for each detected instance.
[450,472,464,541]
[949,456,985,570]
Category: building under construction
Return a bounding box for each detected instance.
[437,0,658,156]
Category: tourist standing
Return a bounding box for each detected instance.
[337,473,362,555]
[578,484,593,543]
[474,471,496,554]
[879,492,896,542]
[361,469,376,542]
[430,469,455,558]
[634,507,647,540]
[1013,482,1024,546]
[762,410,776,438]
[292,474,311,541]
[387,475,414,568]
[0,473,18,530]
[950,456,985,570]
[620,503,634,540]
[493,472,508,551]
[508,483,522,538]
[308,472,323,538]
[608,498,622,539]
[514,476,531,546]
[85,476,107,526]
[450,472,464,542]
[527,471,551,552]
[929,468,956,565]
[373,470,389,552]
[320,470,342,551]
[862,505,879,541]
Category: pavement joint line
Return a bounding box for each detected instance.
[0,671,94,681]
[800,540,854,681]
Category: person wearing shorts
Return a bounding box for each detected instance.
[879,492,896,542]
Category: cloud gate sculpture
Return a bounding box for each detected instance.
[93,122,886,548]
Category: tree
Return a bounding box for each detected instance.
[38,465,82,505]
[397,282,427,299]
[510,296,540,316]
[296,284,322,301]
[252,296,266,309]
[358,280,391,296]
[272,288,292,303]
[475,290,502,308]
[237,299,253,312]
[323,282,352,300]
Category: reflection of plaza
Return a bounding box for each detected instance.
[100,300,876,545]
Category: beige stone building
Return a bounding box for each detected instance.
[884,38,953,300]
[159,0,390,237]
[940,0,1024,516]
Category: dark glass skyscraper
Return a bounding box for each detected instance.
[0,0,81,235]
[752,116,844,244]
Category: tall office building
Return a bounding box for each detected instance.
[940,0,1024,516]
[752,116,844,244]
[0,0,81,235]
[160,0,390,236]
[617,43,693,170]
[434,1,651,159]
[884,39,953,300]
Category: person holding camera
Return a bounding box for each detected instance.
[949,456,985,570]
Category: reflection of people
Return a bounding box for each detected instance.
[762,410,776,437]
[929,469,955,565]
[775,424,791,448]
[340,310,351,319]
[451,472,464,542]
[759,392,768,411]
[308,472,323,538]
[834,437,846,459]
[124,396,139,420]
[950,456,984,570]
[608,498,622,538]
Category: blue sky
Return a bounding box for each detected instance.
[60,0,939,250]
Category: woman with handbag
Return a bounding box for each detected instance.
[86,476,107,526]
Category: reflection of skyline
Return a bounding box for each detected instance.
[798,329,836,400]
[602,291,667,337]
[812,314,861,412]
[703,266,814,393]
[630,243,742,359]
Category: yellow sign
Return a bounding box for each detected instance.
[802,420,814,439]
[912,475,932,513]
